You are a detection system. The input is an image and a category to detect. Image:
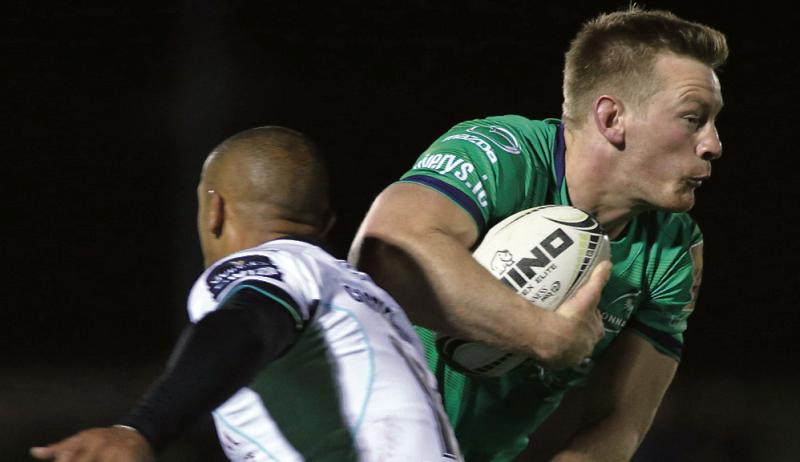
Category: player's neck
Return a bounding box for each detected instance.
[204,218,322,267]
[233,220,321,253]
[564,129,649,239]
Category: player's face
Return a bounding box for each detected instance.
[621,53,723,212]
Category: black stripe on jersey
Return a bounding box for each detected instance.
[627,318,683,360]
[554,123,566,188]
[221,279,305,330]
[401,175,486,232]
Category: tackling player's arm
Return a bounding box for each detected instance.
[350,182,609,369]
[550,331,678,461]
[30,284,298,462]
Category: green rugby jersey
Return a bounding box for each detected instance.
[399,116,703,461]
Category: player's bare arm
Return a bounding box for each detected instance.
[546,239,705,460]
[30,426,154,462]
[30,285,299,461]
[350,182,609,369]
[550,331,679,461]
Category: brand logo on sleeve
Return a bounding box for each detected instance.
[466,125,521,154]
[206,255,282,298]
[442,133,497,163]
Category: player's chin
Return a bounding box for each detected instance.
[661,191,696,212]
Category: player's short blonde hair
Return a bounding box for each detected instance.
[562,7,728,127]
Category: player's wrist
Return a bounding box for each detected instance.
[530,310,584,369]
[111,424,156,458]
[116,414,164,453]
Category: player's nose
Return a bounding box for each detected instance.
[697,125,722,161]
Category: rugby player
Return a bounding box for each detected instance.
[349,8,726,461]
[31,126,461,461]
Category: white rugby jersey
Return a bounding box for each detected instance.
[187,238,461,462]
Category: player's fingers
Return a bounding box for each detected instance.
[53,451,74,462]
[30,446,56,460]
[588,261,612,289]
[66,447,95,462]
[59,442,103,462]
[43,435,95,462]
[50,452,75,462]
[575,261,611,305]
[31,437,80,461]
[593,312,605,342]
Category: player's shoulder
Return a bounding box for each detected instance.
[639,210,703,248]
[203,248,287,300]
[430,115,560,170]
[201,238,322,293]
[446,114,559,141]
[486,114,559,130]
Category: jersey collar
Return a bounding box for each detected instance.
[555,123,566,189]
[272,235,335,254]
[554,123,571,205]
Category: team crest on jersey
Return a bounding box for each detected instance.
[600,291,640,334]
[206,255,282,298]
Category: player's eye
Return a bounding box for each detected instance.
[683,114,708,130]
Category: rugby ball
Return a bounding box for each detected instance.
[437,205,610,377]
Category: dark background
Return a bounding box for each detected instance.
[3,1,798,461]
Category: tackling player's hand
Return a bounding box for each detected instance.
[30,426,155,462]
[539,261,610,370]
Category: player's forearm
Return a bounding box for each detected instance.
[120,295,297,451]
[550,418,644,462]
[352,226,567,363]
[551,332,675,462]
[350,183,604,368]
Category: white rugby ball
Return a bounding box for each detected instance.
[437,205,610,377]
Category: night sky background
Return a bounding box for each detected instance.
[4,1,799,461]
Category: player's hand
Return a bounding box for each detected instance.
[30,426,155,462]
[541,261,611,370]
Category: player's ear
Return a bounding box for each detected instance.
[208,191,225,238]
[593,95,625,149]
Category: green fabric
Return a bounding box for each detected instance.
[403,115,702,461]
[250,321,359,461]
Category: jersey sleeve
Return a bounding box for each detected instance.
[202,251,320,330]
[118,290,298,452]
[398,116,556,235]
[630,216,704,361]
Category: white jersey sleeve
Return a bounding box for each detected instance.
[186,239,462,462]
[187,244,321,328]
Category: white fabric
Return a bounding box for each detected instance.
[187,239,461,462]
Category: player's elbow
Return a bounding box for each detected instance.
[349,193,404,268]
[348,229,444,328]
[348,208,427,276]
[349,232,398,279]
